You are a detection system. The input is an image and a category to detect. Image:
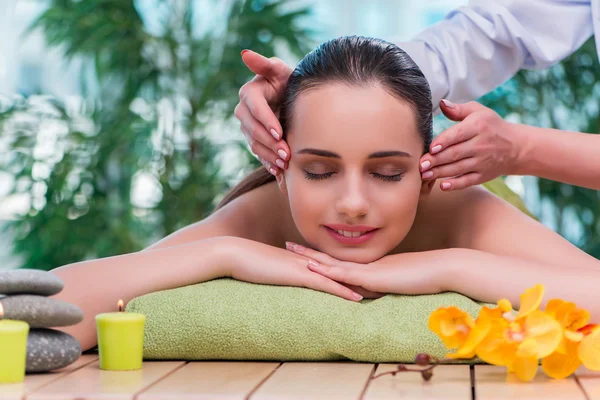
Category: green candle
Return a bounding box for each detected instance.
[95,300,146,371]
[0,304,29,384]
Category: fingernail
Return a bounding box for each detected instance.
[441,181,452,190]
[422,171,433,179]
[241,49,249,56]
[308,259,320,268]
[441,99,454,109]
[270,129,280,140]
[269,167,278,176]
[285,241,295,250]
[353,293,363,301]
[431,145,442,154]
[277,149,288,160]
[276,159,285,169]
[420,160,431,171]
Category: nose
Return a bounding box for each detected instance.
[334,173,370,218]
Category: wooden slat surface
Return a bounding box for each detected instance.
[576,365,600,400]
[138,361,280,400]
[2,360,600,399]
[363,364,471,400]
[251,362,374,400]
[26,360,184,400]
[475,365,587,400]
[0,355,97,400]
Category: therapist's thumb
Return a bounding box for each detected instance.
[241,49,275,77]
[440,100,486,122]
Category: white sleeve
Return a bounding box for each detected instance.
[398,0,594,112]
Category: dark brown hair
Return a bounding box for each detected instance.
[216,36,432,210]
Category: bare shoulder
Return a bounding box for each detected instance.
[146,182,289,250]
[404,184,495,251]
[419,183,598,268]
[215,181,289,244]
[422,183,520,248]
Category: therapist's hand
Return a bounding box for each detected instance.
[235,49,293,176]
[419,100,520,191]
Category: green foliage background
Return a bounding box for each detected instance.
[479,37,600,256]
[0,1,598,270]
[0,0,312,270]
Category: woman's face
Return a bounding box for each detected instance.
[282,83,430,263]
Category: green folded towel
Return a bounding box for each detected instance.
[126,278,485,363]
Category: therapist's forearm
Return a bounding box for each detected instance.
[513,123,600,190]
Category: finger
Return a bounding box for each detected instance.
[422,139,475,172]
[306,269,363,302]
[439,172,484,191]
[342,283,384,299]
[423,121,477,160]
[242,90,286,143]
[440,100,488,122]
[286,242,335,265]
[240,126,281,175]
[241,50,292,81]
[422,157,477,181]
[236,102,288,163]
[306,260,363,287]
[241,49,274,76]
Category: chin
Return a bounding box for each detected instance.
[324,247,387,264]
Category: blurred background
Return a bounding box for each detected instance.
[0,0,598,271]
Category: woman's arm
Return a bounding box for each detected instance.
[512,124,600,190]
[52,237,228,351]
[52,183,361,350]
[444,185,600,315]
[440,248,600,320]
[51,183,284,350]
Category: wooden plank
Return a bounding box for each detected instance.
[576,365,600,400]
[251,362,374,400]
[363,364,471,400]
[27,360,184,400]
[0,355,97,400]
[138,361,280,400]
[475,365,587,400]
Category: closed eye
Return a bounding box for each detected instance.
[372,172,404,182]
[304,171,404,182]
[304,171,335,181]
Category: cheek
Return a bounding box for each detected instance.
[285,172,330,236]
[375,172,422,232]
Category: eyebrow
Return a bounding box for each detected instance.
[296,148,411,158]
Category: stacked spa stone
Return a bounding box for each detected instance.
[0,270,83,373]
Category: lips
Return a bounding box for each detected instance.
[324,224,379,245]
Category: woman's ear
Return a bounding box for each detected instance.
[276,172,288,196]
[419,178,435,200]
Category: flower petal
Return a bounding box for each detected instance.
[564,330,585,343]
[448,316,492,359]
[567,308,591,331]
[525,310,563,358]
[477,334,518,366]
[515,284,544,320]
[517,338,538,358]
[579,326,600,371]
[428,307,473,349]
[542,340,581,379]
[545,299,565,317]
[498,298,513,313]
[512,355,539,382]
